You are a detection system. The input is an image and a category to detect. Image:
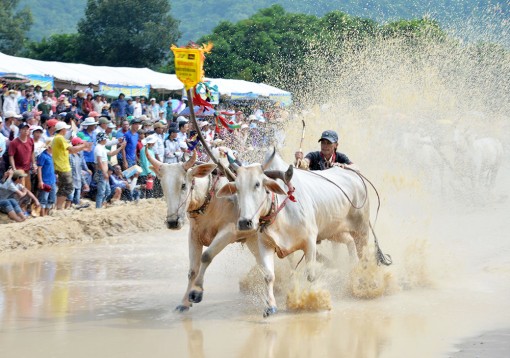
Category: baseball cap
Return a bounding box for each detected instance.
[89,111,100,117]
[96,132,107,142]
[12,170,28,180]
[318,130,338,143]
[4,111,22,119]
[30,125,44,133]
[22,112,34,120]
[55,122,71,132]
[46,119,59,127]
[98,117,110,125]
[71,137,84,146]
[18,122,30,130]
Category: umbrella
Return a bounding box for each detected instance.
[0,73,31,84]
[179,106,215,117]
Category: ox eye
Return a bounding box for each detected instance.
[181,183,186,190]
[255,181,260,189]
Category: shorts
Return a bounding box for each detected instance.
[38,183,57,208]
[56,170,74,197]
[0,199,22,214]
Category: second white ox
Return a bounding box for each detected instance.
[217,152,371,317]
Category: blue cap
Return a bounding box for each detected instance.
[318,130,338,143]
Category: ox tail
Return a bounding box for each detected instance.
[370,222,392,266]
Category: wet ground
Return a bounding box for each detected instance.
[1,214,509,358]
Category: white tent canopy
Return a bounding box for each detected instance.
[0,52,291,98]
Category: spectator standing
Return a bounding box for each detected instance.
[33,85,43,104]
[68,137,90,207]
[36,143,56,216]
[111,93,129,126]
[37,92,52,116]
[152,122,165,162]
[148,98,159,120]
[163,127,182,164]
[94,132,124,208]
[52,122,90,210]
[82,93,94,118]
[133,97,142,117]
[140,97,148,115]
[92,94,106,114]
[84,83,95,97]
[3,90,19,114]
[126,98,134,116]
[176,120,189,148]
[139,135,157,199]
[77,117,98,172]
[30,125,46,157]
[1,111,21,140]
[42,118,58,143]
[8,122,36,192]
[121,118,141,169]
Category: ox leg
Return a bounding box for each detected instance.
[258,236,277,317]
[176,236,202,312]
[188,228,237,304]
[304,238,317,282]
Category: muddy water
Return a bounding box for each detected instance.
[1,178,510,358]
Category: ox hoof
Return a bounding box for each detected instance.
[189,290,203,303]
[175,305,190,313]
[263,306,277,318]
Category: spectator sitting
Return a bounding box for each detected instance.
[7,169,40,215]
[0,169,26,222]
[111,164,140,202]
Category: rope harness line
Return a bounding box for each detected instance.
[188,174,221,218]
[258,186,297,233]
[295,166,391,267]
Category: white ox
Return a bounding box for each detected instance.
[217,151,371,317]
[145,148,289,312]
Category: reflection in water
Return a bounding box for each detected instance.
[0,230,509,358]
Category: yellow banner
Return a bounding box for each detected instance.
[172,48,203,90]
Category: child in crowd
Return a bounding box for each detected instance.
[36,143,56,216]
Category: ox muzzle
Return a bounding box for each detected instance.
[238,218,255,231]
[166,216,184,230]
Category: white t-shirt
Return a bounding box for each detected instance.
[133,102,142,117]
[94,143,108,164]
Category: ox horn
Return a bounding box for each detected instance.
[182,150,197,171]
[145,145,163,173]
[261,147,276,171]
[264,165,293,185]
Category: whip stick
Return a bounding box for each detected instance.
[186,88,236,181]
[296,119,306,167]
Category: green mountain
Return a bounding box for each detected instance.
[19,0,509,43]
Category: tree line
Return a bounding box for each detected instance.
[1,0,508,96]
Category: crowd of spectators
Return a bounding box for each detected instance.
[0,83,287,223]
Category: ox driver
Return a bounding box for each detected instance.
[294,130,357,171]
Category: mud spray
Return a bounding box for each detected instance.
[238,12,509,312]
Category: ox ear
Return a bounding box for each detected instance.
[190,163,217,178]
[263,177,286,195]
[216,182,237,198]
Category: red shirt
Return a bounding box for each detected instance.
[82,99,94,114]
[8,137,34,171]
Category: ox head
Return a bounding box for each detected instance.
[217,155,287,232]
[146,148,217,230]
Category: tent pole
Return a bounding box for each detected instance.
[186,88,235,181]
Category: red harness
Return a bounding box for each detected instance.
[259,184,296,232]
